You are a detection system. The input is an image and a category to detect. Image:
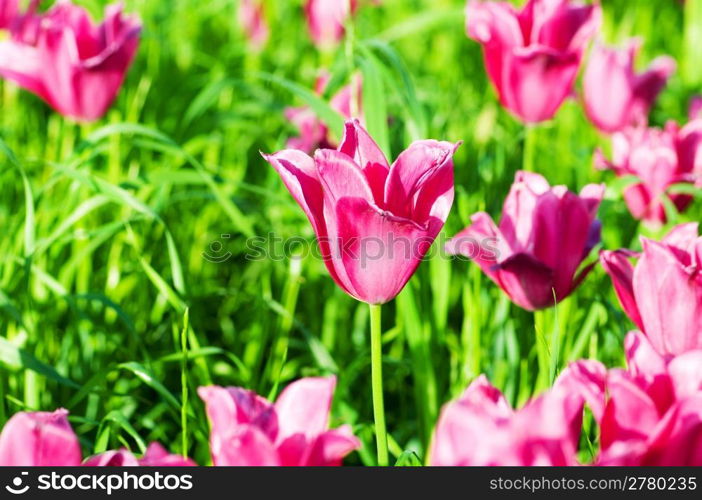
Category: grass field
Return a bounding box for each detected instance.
[1,0,701,466]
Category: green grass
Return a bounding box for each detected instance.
[1,0,700,466]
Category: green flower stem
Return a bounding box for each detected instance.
[369,303,389,466]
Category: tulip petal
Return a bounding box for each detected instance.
[338,120,389,205]
[212,425,281,466]
[668,350,702,399]
[383,140,459,220]
[333,197,430,304]
[274,376,335,441]
[0,409,82,466]
[600,249,644,331]
[495,251,555,310]
[138,443,196,466]
[84,449,140,466]
[304,426,361,466]
[634,238,702,355]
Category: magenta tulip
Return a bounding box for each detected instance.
[429,370,588,466]
[447,171,603,310]
[564,332,702,466]
[285,73,362,154]
[466,0,601,123]
[0,409,82,466]
[596,121,702,226]
[0,409,192,466]
[85,443,195,466]
[305,0,358,49]
[583,39,675,134]
[238,0,268,50]
[0,0,141,121]
[198,376,360,466]
[265,119,459,305]
[600,223,702,357]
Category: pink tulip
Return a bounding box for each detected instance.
[198,376,360,466]
[596,121,702,226]
[0,409,82,466]
[429,369,588,466]
[264,120,459,304]
[446,171,603,310]
[583,39,675,134]
[466,0,601,123]
[0,0,141,121]
[85,443,195,466]
[238,0,268,50]
[285,72,362,154]
[600,223,702,357]
[0,409,194,466]
[564,332,702,466]
[305,0,358,49]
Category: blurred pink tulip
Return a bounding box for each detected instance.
[198,376,360,466]
[446,171,603,310]
[305,0,358,48]
[564,332,702,465]
[285,72,362,153]
[0,0,18,29]
[238,0,268,50]
[600,223,702,357]
[430,370,588,466]
[0,409,82,466]
[466,0,601,123]
[85,443,195,466]
[264,120,459,304]
[596,121,702,226]
[583,39,675,134]
[0,409,193,466]
[0,0,141,121]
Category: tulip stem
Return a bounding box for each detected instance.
[523,125,537,172]
[369,303,389,466]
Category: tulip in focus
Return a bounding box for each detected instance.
[0,409,193,466]
[466,0,601,123]
[429,368,589,466]
[238,0,268,50]
[305,0,358,49]
[264,119,460,305]
[198,376,360,466]
[0,0,141,122]
[285,72,362,153]
[446,171,603,310]
[595,120,702,226]
[563,332,702,465]
[583,39,675,134]
[600,223,702,357]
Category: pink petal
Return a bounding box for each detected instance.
[600,249,644,331]
[212,425,280,466]
[303,425,361,466]
[84,449,140,466]
[633,238,702,356]
[383,140,459,221]
[0,409,82,466]
[274,376,335,441]
[138,443,196,466]
[338,119,389,205]
[332,196,432,304]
